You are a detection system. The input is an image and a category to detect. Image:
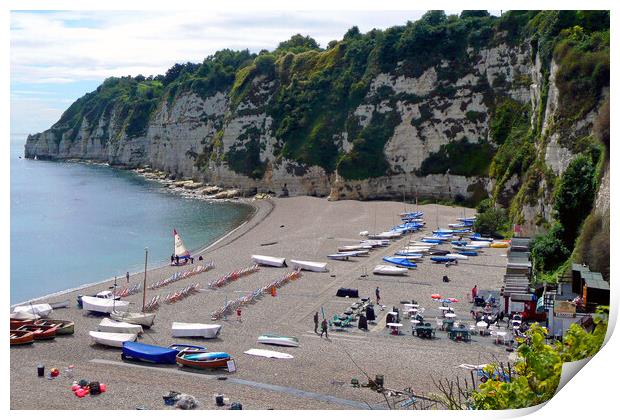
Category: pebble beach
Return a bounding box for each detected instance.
[10,196,510,410]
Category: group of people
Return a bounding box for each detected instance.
[170,254,203,265]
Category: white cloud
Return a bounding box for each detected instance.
[10,10,426,84]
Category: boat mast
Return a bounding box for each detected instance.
[142,247,148,312]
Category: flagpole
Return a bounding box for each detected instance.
[142,247,148,312]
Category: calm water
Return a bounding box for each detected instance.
[10,135,252,304]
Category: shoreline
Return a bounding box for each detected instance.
[11,158,271,307]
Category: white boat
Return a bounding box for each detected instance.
[98,317,144,335]
[368,231,401,239]
[373,265,408,276]
[290,259,328,272]
[110,310,156,328]
[252,254,286,267]
[327,252,356,260]
[81,296,129,314]
[470,241,491,248]
[446,253,468,260]
[171,322,222,338]
[360,239,390,247]
[244,348,294,359]
[173,228,192,263]
[12,303,53,317]
[89,331,137,348]
[359,231,369,236]
[338,245,372,252]
[10,310,41,320]
[96,290,114,299]
[410,241,436,247]
[257,334,300,347]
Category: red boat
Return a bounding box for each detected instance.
[16,324,58,340]
[10,319,37,329]
[176,350,231,370]
[10,330,35,345]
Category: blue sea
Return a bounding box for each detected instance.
[10,134,252,304]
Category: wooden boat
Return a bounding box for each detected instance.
[257,334,299,347]
[373,265,408,276]
[16,324,58,340]
[35,319,75,335]
[10,318,37,329]
[176,350,231,370]
[89,331,137,347]
[98,317,143,335]
[10,329,34,345]
[290,259,328,272]
[251,255,286,267]
[171,322,222,338]
[110,310,156,328]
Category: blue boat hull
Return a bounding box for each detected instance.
[122,341,179,364]
[383,257,417,268]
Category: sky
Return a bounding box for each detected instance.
[10,10,498,138]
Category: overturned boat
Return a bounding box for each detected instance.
[89,331,137,348]
[81,296,129,314]
[252,255,287,267]
[257,334,299,347]
[98,317,143,335]
[171,322,222,338]
[373,265,408,276]
[290,259,328,272]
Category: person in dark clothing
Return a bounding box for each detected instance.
[320,319,328,338]
[191,257,194,264]
[175,255,179,265]
[375,287,381,305]
[313,312,319,334]
[171,255,174,264]
[198,255,203,261]
[126,271,130,284]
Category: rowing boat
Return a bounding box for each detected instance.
[10,330,34,345]
[35,319,75,335]
[176,350,231,370]
[17,324,58,340]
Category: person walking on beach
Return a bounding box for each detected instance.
[471,285,478,302]
[126,271,130,284]
[320,318,328,338]
[313,312,319,334]
[170,254,174,264]
[375,287,381,306]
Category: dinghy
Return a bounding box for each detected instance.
[290,260,328,272]
[172,228,192,265]
[446,253,468,260]
[245,348,293,359]
[171,322,222,338]
[373,265,408,276]
[252,255,287,267]
[327,252,358,260]
[410,241,436,247]
[169,343,206,352]
[457,250,478,256]
[428,249,450,256]
[17,324,58,340]
[12,303,53,317]
[490,241,509,248]
[360,239,390,247]
[176,350,231,370]
[110,311,156,328]
[257,334,299,347]
[451,241,468,246]
[81,296,129,314]
[431,256,456,263]
[395,251,424,258]
[10,329,35,345]
[338,245,371,252]
[98,318,143,335]
[122,342,179,364]
[382,257,417,268]
[35,320,75,335]
[89,331,137,348]
[470,241,491,248]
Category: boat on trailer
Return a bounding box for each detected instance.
[257,334,300,347]
[176,350,232,370]
[251,255,287,267]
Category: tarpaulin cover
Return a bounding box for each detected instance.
[122,341,179,364]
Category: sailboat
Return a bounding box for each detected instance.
[172,228,191,265]
[111,248,156,328]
